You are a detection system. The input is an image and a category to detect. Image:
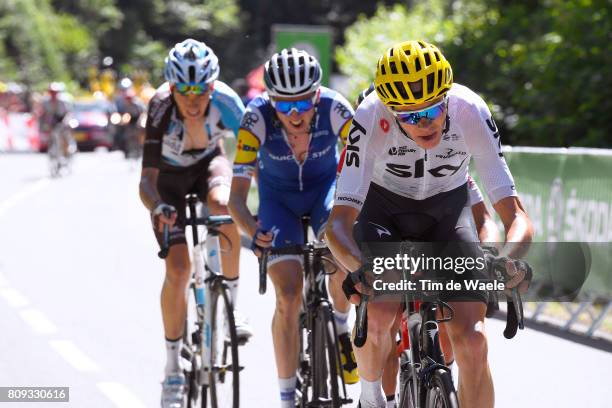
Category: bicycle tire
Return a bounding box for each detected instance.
[424,369,458,408]
[312,304,341,407]
[209,284,240,408]
[399,351,420,408]
[183,320,203,408]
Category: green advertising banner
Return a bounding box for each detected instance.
[272,24,332,86]
[474,147,612,297]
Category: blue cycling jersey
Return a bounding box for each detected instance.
[233,86,353,191]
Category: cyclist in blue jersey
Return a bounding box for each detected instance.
[138,39,252,408]
[228,48,359,407]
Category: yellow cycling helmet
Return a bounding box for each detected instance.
[374,40,453,106]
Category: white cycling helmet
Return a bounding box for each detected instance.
[264,48,322,98]
[164,39,219,85]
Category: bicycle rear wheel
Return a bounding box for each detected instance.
[311,304,341,407]
[424,369,458,408]
[209,284,240,408]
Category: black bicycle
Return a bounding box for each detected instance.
[159,194,242,407]
[258,216,353,408]
[353,246,527,408]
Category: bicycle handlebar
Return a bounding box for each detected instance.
[257,244,331,295]
[157,207,172,259]
[353,295,369,348]
[157,213,233,260]
[352,256,529,346]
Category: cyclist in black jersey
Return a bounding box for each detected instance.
[139,39,250,408]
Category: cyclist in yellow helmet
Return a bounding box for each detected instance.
[327,40,533,408]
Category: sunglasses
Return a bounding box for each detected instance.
[391,98,447,125]
[271,96,316,115]
[174,82,210,95]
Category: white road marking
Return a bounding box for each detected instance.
[0,178,51,218]
[0,272,8,287]
[19,308,58,335]
[50,340,100,372]
[97,382,147,408]
[0,287,30,308]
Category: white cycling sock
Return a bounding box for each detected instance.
[448,359,459,387]
[386,394,396,408]
[333,308,350,334]
[226,277,239,308]
[279,375,297,408]
[359,377,385,408]
[164,337,183,375]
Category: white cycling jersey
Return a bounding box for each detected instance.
[335,83,516,210]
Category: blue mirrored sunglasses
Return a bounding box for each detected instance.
[391,98,447,125]
[272,97,315,115]
[175,82,210,95]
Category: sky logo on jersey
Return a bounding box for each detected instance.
[485,115,503,157]
[346,119,365,168]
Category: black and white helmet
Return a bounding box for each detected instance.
[264,48,322,98]
[163,39,219,85]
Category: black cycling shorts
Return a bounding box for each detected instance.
[353,182,488,304]
[151,147,232,248]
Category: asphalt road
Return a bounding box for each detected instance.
[0,152,610,408]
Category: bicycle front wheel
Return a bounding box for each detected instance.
[311,304,341,407]
[424,369,458,408]
[209,284,240,408]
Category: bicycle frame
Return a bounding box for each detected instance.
[258,216,352,406]
[187,195,226,387]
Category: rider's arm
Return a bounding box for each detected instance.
[228,104,264,238]
[461,94,533,257]
[214,81,246,137]
[326,98,383,271]
[471,202,500,243]
[467,175,500,242]
[329,91,354,145]
[325,205,362,272]
[139,167,162,211]
[228,177,257,238]
[139,95,166,211]
[493,196,533,258]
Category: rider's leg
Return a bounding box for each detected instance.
[328,267,351,331]
[206,156,239,281]
[354,301,401,408]
[312,178,360,383]
[205,155,252,339]
[381,311,401,404]
[161,243,191,374]
[439,321,454,364]
[328,266,359,384]
[268,259,304,407]
[446,301,493,408]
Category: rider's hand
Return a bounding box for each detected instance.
[503,259,532,295]
[251,229,274,257]
[342,266,374,305]
[153,203,177,232]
